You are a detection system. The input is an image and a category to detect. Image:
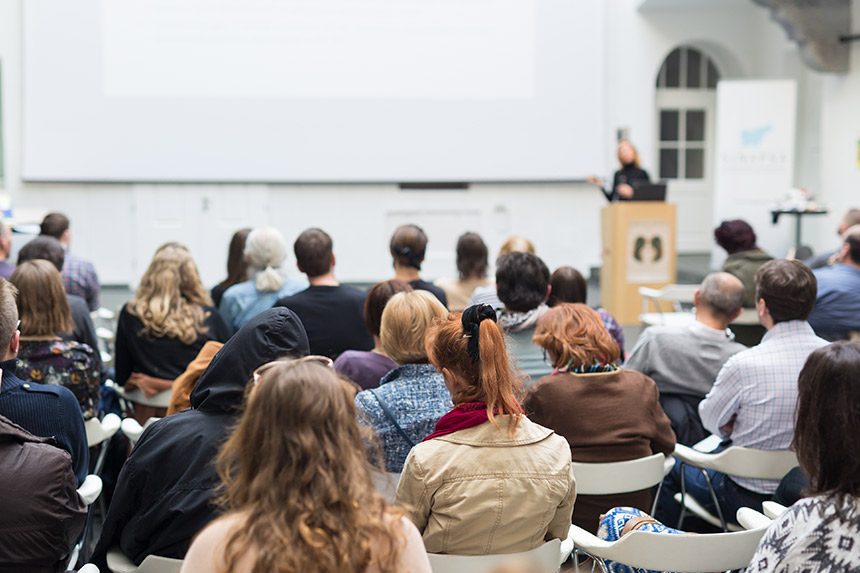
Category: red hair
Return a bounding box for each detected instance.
[425,313,524,436]
[532,303,620,368]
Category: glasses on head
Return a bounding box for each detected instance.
[252,355,335,386]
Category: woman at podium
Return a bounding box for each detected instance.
[587,140,651,201]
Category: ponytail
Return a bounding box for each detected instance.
[476,319,522,435]
[255,265,284,292]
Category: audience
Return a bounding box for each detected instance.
[219,227,307,333]
[40,212,101,311]
[625,272,746,445]
[747,342,860,572]
[11,260,100,419]
[165,340,224,415]
[115,244,230,421]
[468,235,536,309]
[0,220,13,280]
[524,303,675,532]
[396,304,576,554]
[18,236,102,376]
[495,252,553,382]
[807,225,860,340]
[434,231,492,311]
[389,224,447,306]
[91,308,309,569]
[354,290,449,472]
[0,414,87,571]
[210,227,251,308]
[334,279,412,390]
[0,277,88,486]
[276,228,373,357]
[182,359,431,573]
[658,259,828,529]
[804,208,860,269]
[547,266,625,357]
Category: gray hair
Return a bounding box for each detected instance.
[699,272,745,319]
[244,227,287,292]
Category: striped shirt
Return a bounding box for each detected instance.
[699,320,828,493]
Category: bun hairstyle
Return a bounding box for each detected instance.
[389,224,428,271]
[244,227,288,293]
[426,304,524,436]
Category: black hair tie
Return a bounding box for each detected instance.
[400,246,423,271]
[462,304,497,363]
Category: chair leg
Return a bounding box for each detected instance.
[700,468,728,532]
[652,481,664,515]
[677,461,688,529]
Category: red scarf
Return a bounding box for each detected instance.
[423,402,490,442]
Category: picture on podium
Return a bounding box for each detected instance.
[626,219,672,283]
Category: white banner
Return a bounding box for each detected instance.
[712,80,797,264]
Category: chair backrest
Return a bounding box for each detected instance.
[572,453,668,495]
[427,539,562,573]
[77,474,103,506]
[137,555,183,573]
[117,387,174,409]
[639,285,698,314]
[696,447,798,480]
[370,471,400,504]
[599,526,767,572]
[762,500,788,520]
[85,413,122,447]
[737,507,772,530]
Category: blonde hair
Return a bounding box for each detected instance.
[497,235,535,258]
[244,227,288,292]
[380,290,447,365]
[11,260,74,337]
[215,359,404,573]
[617,139,641,168]
[129,244,212,345]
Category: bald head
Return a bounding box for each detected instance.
[839,209,860,235]
[843,224,860,265]
[698,272,745,321]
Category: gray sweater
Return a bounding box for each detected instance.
[625,321,746,398]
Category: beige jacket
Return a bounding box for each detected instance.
[395,415,575,555]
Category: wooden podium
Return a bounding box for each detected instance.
[600,202,677,325]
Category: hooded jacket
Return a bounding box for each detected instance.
[0,414,87,573]
[91,309,309,569]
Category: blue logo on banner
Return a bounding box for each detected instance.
[741,125,771,147]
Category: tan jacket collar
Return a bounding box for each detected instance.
[434,415,552,447]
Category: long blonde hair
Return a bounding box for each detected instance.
[214,359,404,573]
[128,244,212,345]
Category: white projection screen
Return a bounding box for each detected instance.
[23,0,606,183]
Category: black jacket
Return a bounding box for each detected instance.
[91,308,309,568]
[604,164,651,202]
[0,414,87,573]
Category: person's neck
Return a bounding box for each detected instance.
[843,258,860,272]
[694,309,729,332]
[371,336,387,356]
[308,272,339,287]
[394,265,420,282]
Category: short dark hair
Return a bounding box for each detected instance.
[755,259,817,323]
[390,225,427,270]
[547,266,587,307]
[0,278,18,350]
[363,280,413,337]
[40,213,70,240]
[496,252,550,312]
[794,342,860,498]
[18,236,65,271]
[456,232,488,280]
[845,230,860,264]
[714,219,757,255]
[294,228,333,278]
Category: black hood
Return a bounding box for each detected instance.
[190,308,309,413]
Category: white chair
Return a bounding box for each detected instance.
[106,548,182,573]
[672,443,798,531]
[730,307,760,326]
[120,417,160,447]
[638,285,698,327]
[762,500,788,520]
[571,453,673,515]
[736,506,773,530]
[90,307,117,366]
[370,470,400,504]
[427,538,571,573]
[67,475,103,570]
[568,508,769,573]
[115,386,173,410]
[86,413,122,474]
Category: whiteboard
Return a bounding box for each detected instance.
[23,0,606,183]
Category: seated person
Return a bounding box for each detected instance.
[807,225,860,340]
[183,359,431,573]
[496,252,553,383]
[547,266,624,358]
[625,272,746,445]
[524,303,675,533]
[0,277,88,485]
[804,208,860,269]
[434,232,492,312]
[209,227,250,308]
[657,260,828,530]
[396,305,576,554]
[0,414,87,571]
[468,235,535,310]
[219,227,307,333]
[354,290,449,472]
[12,260,99,419]
[748,342,860,572]
[91,309,309,569]
[40,212,101,311]
[334,280,412,390]
[389,224,447,306]
[276,228,373,357]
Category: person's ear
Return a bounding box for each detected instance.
[297,262,305,273]
[331,253,336,269]
[730,307,744,323]
[9,329,19,355]
[544,285,552,302]
[693,289,701,307]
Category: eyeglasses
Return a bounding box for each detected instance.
[252,355,334,386]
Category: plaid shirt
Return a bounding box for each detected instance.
[62,250,100,311]
[699,320,828,493]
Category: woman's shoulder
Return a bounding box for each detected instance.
[183,513,252,573]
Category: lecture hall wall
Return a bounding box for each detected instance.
[0,0,857,288]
